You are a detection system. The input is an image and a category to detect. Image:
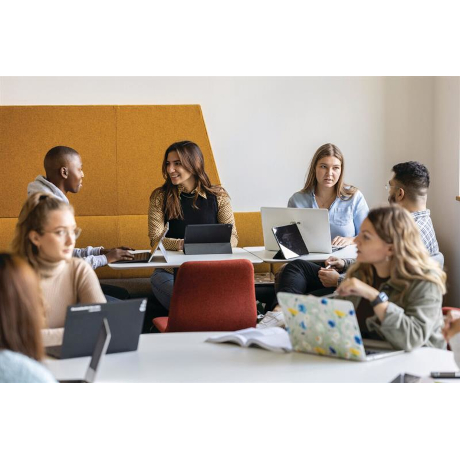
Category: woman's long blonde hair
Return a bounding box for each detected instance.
[302,143,357,200]
[346,205,446,300]
[11,193,73,271]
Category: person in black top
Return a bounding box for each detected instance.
[148,141,238,310]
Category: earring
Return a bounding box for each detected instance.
[386,255,391,262]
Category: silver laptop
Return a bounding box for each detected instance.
[277,292,405,362]
[261,207,334,253]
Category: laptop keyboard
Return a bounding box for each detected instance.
[113,252,151,263]
[46,345,62,358]
[365,348,386,356]
[132,252,151,261]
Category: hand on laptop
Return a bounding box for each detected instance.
[178,239,184,250]
[102,247,135,263]
[442,310,460,341]
[331,236,355,247]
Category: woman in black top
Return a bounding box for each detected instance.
[148,141,238,310]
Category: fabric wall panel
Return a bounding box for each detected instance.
[69,215,120,280]
[234,212,268,273]
[118,215,150,249]
[116,105,220,215]
[0,218,18,252]
[0,106,117,217]
[234,212,263,247]
[76,216,119,251]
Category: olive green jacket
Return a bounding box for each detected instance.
[339,271,446,351]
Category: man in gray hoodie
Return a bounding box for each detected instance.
[27,146,134,269]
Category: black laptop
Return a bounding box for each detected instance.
[272,223,309,260]
[183,223,233,255]
[46,299,146,359]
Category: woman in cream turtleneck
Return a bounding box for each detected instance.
[12,193,106,346]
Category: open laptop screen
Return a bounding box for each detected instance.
[86,317,111,382]
[272,224,309,259]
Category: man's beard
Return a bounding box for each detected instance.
[388,194,396,204]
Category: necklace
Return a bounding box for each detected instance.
[315,194,335,209]
[180,192,196,199]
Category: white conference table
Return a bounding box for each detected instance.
[108,247,263,270]
[45,331,459,383]
[243,244,358,264]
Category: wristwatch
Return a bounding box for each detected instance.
[370,292,389,308]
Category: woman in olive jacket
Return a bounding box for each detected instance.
[335,205,446,351]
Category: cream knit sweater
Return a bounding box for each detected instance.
[37,257,106,346]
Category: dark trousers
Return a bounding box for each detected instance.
[101,284,130,301]
[271,260,335,310]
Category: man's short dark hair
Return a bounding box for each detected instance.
[44,146,79,174]
[392,161,430,200]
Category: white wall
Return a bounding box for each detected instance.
[0,76,435,213]
[431,77,460,305]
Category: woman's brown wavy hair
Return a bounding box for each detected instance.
[0,253,45,361]
[302,143,357,200]
[346,205,446,301]
[151,141,225,220]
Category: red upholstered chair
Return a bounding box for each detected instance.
[152,259,257,333]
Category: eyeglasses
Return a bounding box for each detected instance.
[42,227,82,240]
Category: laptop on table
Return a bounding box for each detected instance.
[183,223,233,255]
[46,299,147,360]
[272,223,309,260]
[59,318,111,383]
[277,292,405,361]
[261,207,344,254]
[113,223,169,264]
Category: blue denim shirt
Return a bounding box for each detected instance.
[287,189,369,239]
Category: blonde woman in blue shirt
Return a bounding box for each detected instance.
[288,143,369,247]
[259,143,369,328]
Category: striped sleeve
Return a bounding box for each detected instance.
[148,189,182,250]
[216,190,238,247]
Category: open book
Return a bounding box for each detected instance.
[206,327,292,353]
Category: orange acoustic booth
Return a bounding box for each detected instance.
[0,105,267,282]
